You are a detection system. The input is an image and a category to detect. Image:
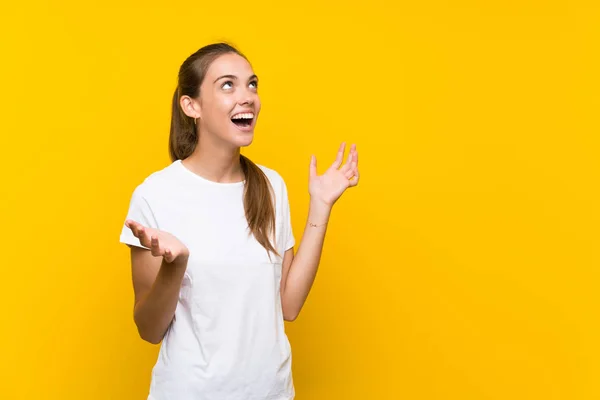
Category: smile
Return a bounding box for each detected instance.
[231,112,254,131]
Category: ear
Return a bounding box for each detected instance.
[180,95,201,120]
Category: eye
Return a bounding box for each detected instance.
[221,81,233,90]
[249,80,258,89]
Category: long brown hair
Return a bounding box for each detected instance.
[169,43,279,259]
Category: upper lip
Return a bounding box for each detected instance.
[231,110,255,118]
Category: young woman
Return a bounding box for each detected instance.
[119,43,360,400]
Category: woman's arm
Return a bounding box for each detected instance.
[126,221,190,344]
[280,200,331,321]
[280,142,359,321]
[131,248,188,344]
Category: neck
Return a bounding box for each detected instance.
[182,132,244,184]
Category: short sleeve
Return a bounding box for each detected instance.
[281,179,295,251]
[119,185,159,250]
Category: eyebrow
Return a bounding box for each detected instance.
[213,74,258,83]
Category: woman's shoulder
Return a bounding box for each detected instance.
[256,163,288,187]
[256,163,293,207]
[129,161,181,197]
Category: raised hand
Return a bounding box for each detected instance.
[125,220,190,264]
[309,142,360,208]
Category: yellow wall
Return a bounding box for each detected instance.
[1,1,599,399]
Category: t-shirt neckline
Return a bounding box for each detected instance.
[174,159,246,187]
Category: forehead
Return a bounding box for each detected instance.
[204,53,254,81]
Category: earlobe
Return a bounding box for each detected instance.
[180,95,201,120]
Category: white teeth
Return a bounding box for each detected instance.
[232,112,254,120]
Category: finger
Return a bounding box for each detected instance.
[346,144,356,166]
[331,142,346,169]
[340,151,353,173]
[344,145,355,166]
[350,168,360,186]
[309,155,317,178]
[164,248,174,263]
[126,219,138,232]
[344,160,358,179]
[137,226,149,244]
[140,228,154,248]
[135,225,145,238]
[150,235,162,256]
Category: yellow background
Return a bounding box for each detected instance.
[1,1,599,399]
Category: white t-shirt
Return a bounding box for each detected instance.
[119,159,296,400]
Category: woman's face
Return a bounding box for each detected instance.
[197,52,261,148]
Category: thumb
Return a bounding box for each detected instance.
[309,155,317,178]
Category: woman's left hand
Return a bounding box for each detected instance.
[309,142,360,208]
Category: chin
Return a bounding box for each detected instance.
[237,135,255,147]
[224,132,254,148]
[227,125,255,147]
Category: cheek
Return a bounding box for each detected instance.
[252,96,261,115]
[205,98,234,125]
[212,95,234,114]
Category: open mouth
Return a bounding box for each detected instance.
[231,112,254,129]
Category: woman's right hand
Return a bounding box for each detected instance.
[125,219,190,264]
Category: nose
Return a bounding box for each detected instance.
[239,86,255,106]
